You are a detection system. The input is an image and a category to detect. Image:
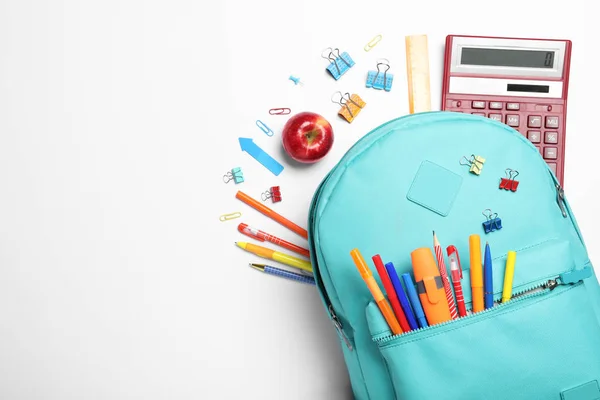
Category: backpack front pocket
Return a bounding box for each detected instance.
[366,280,600,400]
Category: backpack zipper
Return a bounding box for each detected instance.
[555,182,567,218]
[330,305,353,350]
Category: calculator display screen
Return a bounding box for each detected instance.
[461,47,555,69]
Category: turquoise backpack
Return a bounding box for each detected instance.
[308,112,600,400]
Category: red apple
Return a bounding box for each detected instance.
[281,112,334,163]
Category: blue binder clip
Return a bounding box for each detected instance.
[223,167,244,184]
[482,209,502,234]
[322,47,355,80]
[366,59,393,91]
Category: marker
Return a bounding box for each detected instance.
[402,273,428,328]
[469,234,484,313]
[502,251,517,303]
[484,242,494,309]
[350,249,402,335]
[411,247,451,326]
[386,263,419,331]
[372,256,411,332]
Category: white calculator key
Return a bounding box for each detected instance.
[489,102,503,110]
[544,147,558,159]
[528,131,541,143]
[472,101,486,109]
[546,116,559,129]
[506,115,520,127]
[545,131,558,144]
[507,103,520,110]
[489,114,503,122]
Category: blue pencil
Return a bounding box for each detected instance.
[484,242,494,309]
[402,273,429,329]
[385,262,419,331]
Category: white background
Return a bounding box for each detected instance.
[0,0,597,399]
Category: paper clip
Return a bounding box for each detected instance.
[364,34,382,52]
[256,120,274,137]
[322,47,355,80]
[223,167,244,184]
[366,58,393,91]
[460,154,486,175]
[332,91,366,123]
[269,108,291,116]
[261,186,282,203]
[482,209,502,234]
[499,168,520,192]
[219,212,242,222]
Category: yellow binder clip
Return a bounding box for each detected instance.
[332,91,366,123]
[460,154,486,175]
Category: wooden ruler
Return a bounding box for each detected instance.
[405,35,431,114]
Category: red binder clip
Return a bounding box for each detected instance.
[261,186,282,203]
[499,169,519,192]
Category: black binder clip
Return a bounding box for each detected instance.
[482,209,502,234]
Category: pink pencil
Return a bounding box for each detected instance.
[433,231,459,320]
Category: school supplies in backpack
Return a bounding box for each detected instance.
[308,112,600,400]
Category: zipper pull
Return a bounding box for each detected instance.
[329,305,353,351]
[555,183,568,218]
[560,266,593,285]
[543,279,559,291]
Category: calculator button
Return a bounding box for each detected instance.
[506,115,520,127]
[489,113,503,122]
[545,116,559,128]
[472,112,485,116]
[544,131,558,144]
[528,115,543,128]
[527,131,541,143]
[548,163,557,175]
[472,101,486,109]
[489,102,503,110]
[507,103,520,110]
[544,147,558,159]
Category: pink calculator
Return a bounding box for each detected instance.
[442,35,572,185]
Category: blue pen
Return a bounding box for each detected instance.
[385,262,418,331]
[484,242,494,309]
[402,273,429,329]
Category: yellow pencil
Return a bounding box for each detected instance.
[502,251,517,303]
[235,242,313,274]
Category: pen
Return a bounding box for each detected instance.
[238,223,310,258]
[502,251,517,303]
[236,242,312,273]
[386,263,419,331]
[469,234,484,313]
[484,242,494,309]
[433,231,458,319]
[250,263,316,285]
[372,255,411,332]
[447,245,467,318]
[401,273,428,329]
[350,249,402,335]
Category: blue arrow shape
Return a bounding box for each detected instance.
[239,138,284,176]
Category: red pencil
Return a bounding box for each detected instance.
[372,254,411,332]
[238,223,310,258]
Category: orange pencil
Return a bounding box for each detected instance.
[469,234,484,313]
[236,191,308,239]
[350,249,402,335]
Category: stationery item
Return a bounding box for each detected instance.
[502,251,517,303]
[405,35,431,114]
[322,47,355,80]
[350,249,402,335]
[433,231,458,319]
[499,168,520,192]
[442,35,572,185]
[238,138,284,176]
[411,247,451,325]
[261,186,282,203]
[366,59,393,91]
[482,209,502,234]
[401,273,428,329]
[289,75,304,86]
[250,263,316,285]
[235,191,308,238]
[484,242,494,309]
[236,242,312,273]
[364,34,382,51]
[447,245,467,317]
[269,108,291,115]
[386,263,419,330]
[460,154,486,175]
[256,120,274,137]
[219,212,242,222]
[332,91,366,123]
[223,167,244,184]
[469,234,484,313]
[372,256,411,332]
[238,223,310,258]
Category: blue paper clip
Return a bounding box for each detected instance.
[366,59,393,91]
[256,120,274,137]
[223,167,244,184]
[322,47,355,80]
[482,209,502,234]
